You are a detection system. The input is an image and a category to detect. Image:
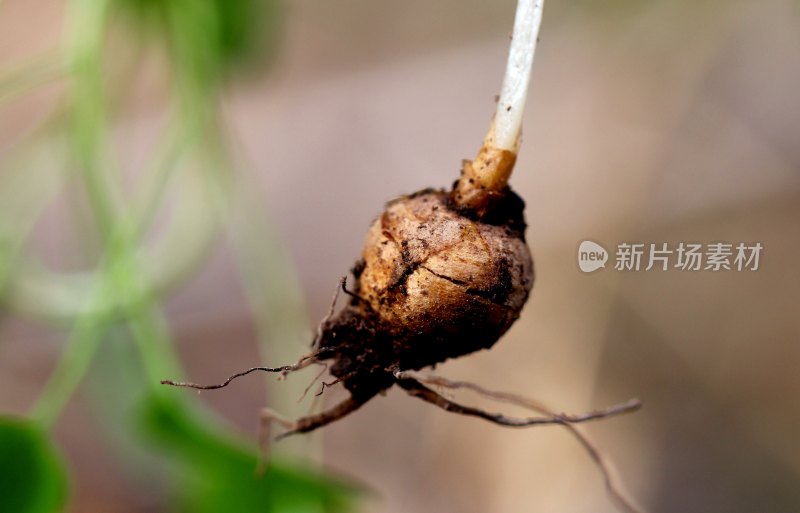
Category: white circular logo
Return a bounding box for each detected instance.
[578,241,608,273]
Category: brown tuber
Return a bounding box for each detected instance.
[162,177,640,436]
[315,184,533,404]
[161,155,640,440]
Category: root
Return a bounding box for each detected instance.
[258,395,364,468]
[316,379,342,397]
[273,395,369,440]
[315,370,356,397]
[394,370,646,513]
[395,374,639,426]
[160,352,319,390]
[257,408,294,474]
[341,278,372,310]
[311,277,346,349]
[297,362,330,403]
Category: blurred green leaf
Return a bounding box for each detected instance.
[137,394,357,513]
[115,0,283,80]
[0,417,68,513]
[213,0,283,72]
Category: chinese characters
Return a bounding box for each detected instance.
[613,242,762,272]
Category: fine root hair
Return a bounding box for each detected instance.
[160,352,319,390]
[394,369,646,513]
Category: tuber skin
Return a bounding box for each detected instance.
[317,187,534,403]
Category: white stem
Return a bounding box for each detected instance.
[494,0,545,151]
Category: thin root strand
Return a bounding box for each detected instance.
[394,370,647,513]
[311,277,346,349]
[341,279,371,309]
[274,395,367,441]
[395,373,639,427]
[297,362,330,403]
[315,377,342,397]
[161,354,319,390]
[257,408,295,474]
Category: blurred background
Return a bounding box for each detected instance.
[1,0,799,512]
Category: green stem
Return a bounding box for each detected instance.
[228,166,318,459]
[67,0,119,240]
[28,0,118,429]
[125,299,184,387]
[30,222,186,427]
[0,140,66,296]
[98,222,187,392]
[0,52,65,105]
[30,278,112,428]
[28,0,230,428]
[130,124,186,241]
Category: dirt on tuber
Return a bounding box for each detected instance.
[316,184,534,405]
[161,159,638,438]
